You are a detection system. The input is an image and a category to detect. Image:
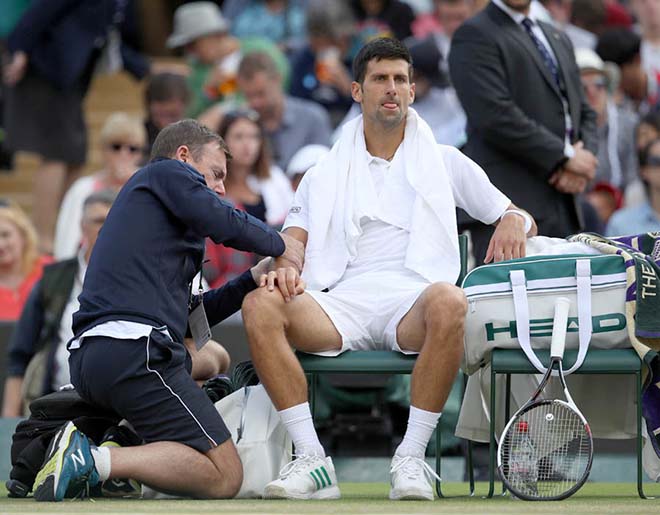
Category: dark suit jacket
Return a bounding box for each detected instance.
[449,2,597,237]
[8,0,149,91]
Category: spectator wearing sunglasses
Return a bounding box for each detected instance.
[606,138,660,235]
[53,113,146,259]
[576,48,639,194]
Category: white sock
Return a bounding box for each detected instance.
[395,406,442,459]
[90,446,111,481]
[278,402,325,457]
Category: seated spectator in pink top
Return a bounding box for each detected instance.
[0,203,52,321]
[53,113,146,259]
[204,109,293,288]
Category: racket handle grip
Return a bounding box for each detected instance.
[550,297,571,359]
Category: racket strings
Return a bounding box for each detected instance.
[501,401,591,499]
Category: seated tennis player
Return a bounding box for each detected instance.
[242,37,537,501]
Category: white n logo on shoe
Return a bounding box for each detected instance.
[309,466,332,489]
[70,449,86,472]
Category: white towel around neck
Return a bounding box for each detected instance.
[300,108,460,290]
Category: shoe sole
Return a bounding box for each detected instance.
[263,484,341,500]
[33,422,76,502]
[389,488,434,501]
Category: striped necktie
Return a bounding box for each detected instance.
[521,17,561,89]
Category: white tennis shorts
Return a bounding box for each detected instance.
[306,269,430,356]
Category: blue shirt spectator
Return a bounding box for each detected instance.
[237,52,332,170]
[232,0,306,53]
[605,202,660,236]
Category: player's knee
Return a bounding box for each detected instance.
[241,288,284,325]
[424,283,467,323]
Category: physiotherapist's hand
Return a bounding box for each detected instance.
[261,265,306,302]
[250,257,272,285]
[278,232,305,272]
[484,214,528,264]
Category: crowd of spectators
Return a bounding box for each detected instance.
[2,0,660,431]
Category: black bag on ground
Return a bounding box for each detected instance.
[202,360,259,403]
[7,389,120,498]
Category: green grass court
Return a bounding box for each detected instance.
[1,483,659,514]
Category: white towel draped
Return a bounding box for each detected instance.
[301,108,461,290]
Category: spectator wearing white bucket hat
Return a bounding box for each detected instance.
[286,144,330,191]
[575,47,640,196]
[168,2,288,119]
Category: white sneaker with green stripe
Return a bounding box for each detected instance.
[263,454,340,499]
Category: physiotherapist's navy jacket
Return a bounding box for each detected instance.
[72,157,285,343]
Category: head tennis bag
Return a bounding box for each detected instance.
[462,254,630,375]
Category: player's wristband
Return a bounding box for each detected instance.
[500,209,532,234]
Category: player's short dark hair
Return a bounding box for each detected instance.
[150,119,231,161]
[352,37,412,84]
[596,29,640,66]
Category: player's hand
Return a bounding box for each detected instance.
[484,213,529,263]
[259,265,305,302]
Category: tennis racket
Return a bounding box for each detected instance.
[497,297,593,501]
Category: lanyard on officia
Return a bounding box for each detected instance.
[188,264,211,350]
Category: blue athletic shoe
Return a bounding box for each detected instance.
[33,421,100,502]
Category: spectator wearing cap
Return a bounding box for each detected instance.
[606,138,660,235]
[334,36,466,147]
[286,144,330,191]
[236,52,332,170]
[576,47,639,191]
[289,2,357,127]
[167,1,288,119]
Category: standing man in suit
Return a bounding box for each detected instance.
[449,0,598,263]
